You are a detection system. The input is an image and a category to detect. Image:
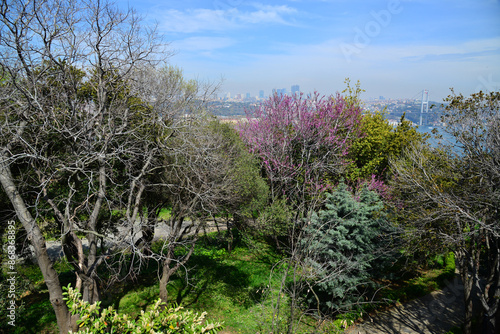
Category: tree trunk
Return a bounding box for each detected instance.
[159,256,175,303]
[0,159,71,333]
[159,218,200,303]
[81,275,100,305]
[464,291,474,334]
[484,312,496,334]
[481,237,500,334]
[456,251,474,334]
[135,216,155,257]
[226,219,233,253]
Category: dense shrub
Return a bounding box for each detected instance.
[63,285,223,333]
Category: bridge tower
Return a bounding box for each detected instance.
[419,89,429,126]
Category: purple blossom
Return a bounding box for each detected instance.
[239,92,362,206]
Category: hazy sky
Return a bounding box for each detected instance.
[116,0,500,101]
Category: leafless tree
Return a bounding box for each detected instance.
[153,114,269,302]
[0,0,179,332]
[0,2,253,327]
[390,91,500,334]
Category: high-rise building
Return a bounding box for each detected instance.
[291,85,300,95]
[259,90,264,99]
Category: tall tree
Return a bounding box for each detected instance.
[346,112,426,186]
[300,182,395,315]
[240,90,387,333]
[391,90,500,334]
[239,92,362,217]
[155,116,268,302]
[0,0,169,332]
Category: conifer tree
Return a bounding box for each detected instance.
[300,182,395,314]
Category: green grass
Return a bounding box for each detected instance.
[4,236,458,334]
[164,235,283,333]
[106,233,303,333]
[0,259,69,334]
[157,207,172,221]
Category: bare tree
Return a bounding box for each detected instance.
[391,91,500,334]
[0,0,171,332]
[153,115,268,302]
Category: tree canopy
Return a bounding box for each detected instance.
[300,182,396,315]
[390,90,500,334]
[239,92,362,216]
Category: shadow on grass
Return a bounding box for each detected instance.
[101,260,162,314]
[9,232,278,333]
[0,258,76,334]
[174,253,258,308]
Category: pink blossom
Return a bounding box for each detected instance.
[239,92,362,207]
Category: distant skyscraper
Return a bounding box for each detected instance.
[291,85,300,95]
[259,90,264,99]
[246,92,251,99]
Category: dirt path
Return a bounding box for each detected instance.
[345,276,465,334]
[44,220,224,261]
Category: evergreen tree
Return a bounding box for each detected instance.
[300,182,394,314]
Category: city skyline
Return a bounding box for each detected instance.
[115,0,500,101]
[220,84,300,100]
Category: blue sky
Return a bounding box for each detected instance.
[116,0,500,101]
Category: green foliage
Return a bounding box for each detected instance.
[63,285,223,333]
[301,182,396,313]
[209,120,269,218]
[158,207,172,221]
[342,78,365,110]
[444,252,455,274]
[323,311,360,334]
[255,197,293,240]
[117,286,159,319]
[346,112,427,183]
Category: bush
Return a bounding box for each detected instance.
[63,285,223,333]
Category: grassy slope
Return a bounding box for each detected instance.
[1,232,455,333]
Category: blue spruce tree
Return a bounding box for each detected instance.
[300,182,394,314]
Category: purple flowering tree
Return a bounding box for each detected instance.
[239,92,362,214]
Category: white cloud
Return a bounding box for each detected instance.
[156,4,297,33]
[201,36,500,99]
[172,36,235,52]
